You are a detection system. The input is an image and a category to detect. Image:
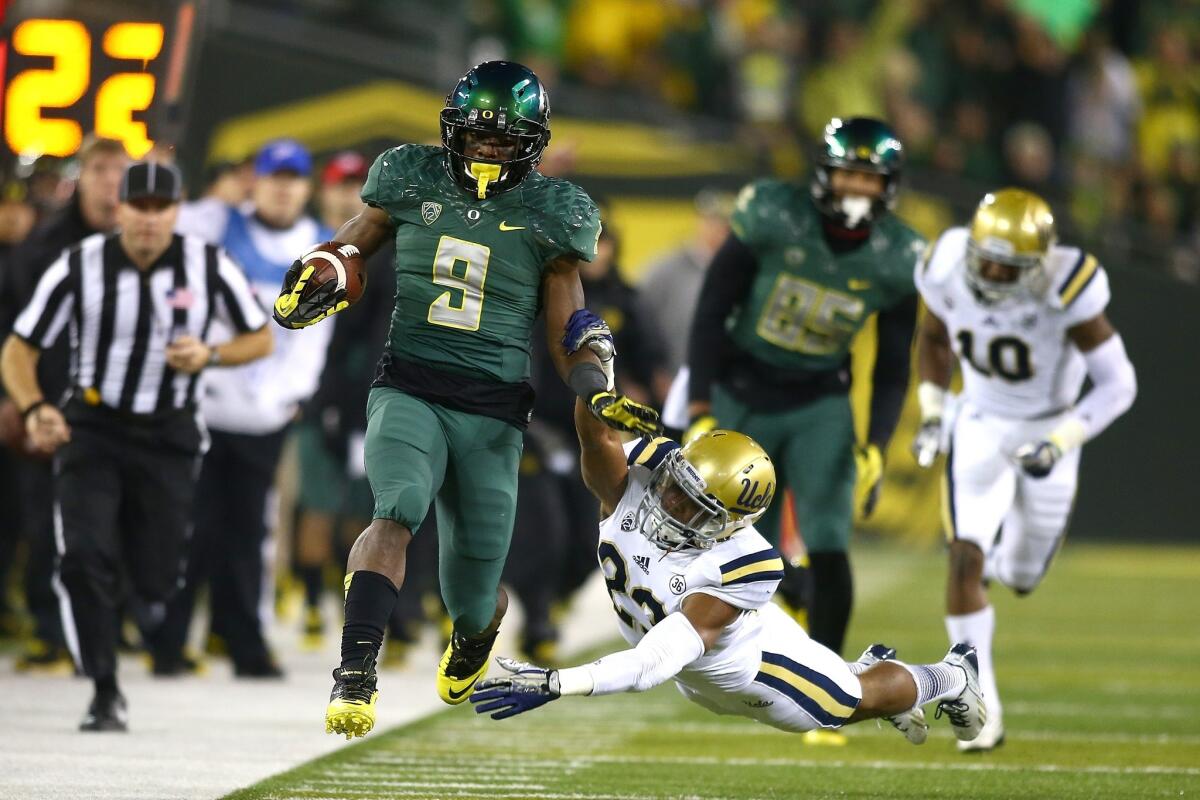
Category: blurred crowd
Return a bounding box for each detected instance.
[469,0,1200,280]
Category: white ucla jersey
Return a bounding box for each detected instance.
[915,227,1111,419]
[598,437,786,695]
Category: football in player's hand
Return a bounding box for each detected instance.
[301,242,366,305]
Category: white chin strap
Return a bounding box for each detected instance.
[838,195,872,228]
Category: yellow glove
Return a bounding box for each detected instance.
[854,443,884,519]
[683,414,718,444]
[272,261,349,329]
[588,391,662,436]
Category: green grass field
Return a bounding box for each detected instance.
[227,543,1200,800]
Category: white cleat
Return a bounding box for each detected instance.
[935,643,986,743]
[857,643,929,745]
[958,709,1005,752]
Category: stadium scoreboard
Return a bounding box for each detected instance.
[1,0,199,159]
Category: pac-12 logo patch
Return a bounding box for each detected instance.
[421,201,442,225]
[669,575,686,595]
[620,513,636,532]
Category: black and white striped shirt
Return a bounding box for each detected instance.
[12,232,266,416]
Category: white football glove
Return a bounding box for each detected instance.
[912,417,942,469]
[1014,439,1061,479]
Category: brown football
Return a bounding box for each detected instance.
[301,241,366,305]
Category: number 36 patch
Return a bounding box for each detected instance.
[669,575,687,595]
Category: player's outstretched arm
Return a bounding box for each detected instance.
[469,595,740,719]
[573,398,628,517]
[912,301,954,468]
[1016,312,1136,478]
[545,259,662,437]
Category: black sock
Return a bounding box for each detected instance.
[95,674,119,695]
[298,565,324,609]
[807,551,853,656]
[340,570,399,672]
[777,560,810,609]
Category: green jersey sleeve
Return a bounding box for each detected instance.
[729,179,790,249]
[532,177,602,263]
[361,144,441,220]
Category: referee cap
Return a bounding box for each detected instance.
[120,162,182,203]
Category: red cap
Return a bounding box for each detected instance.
[321,151,369,186]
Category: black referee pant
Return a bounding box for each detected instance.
[160,427,286,672]
[53,405,199,682]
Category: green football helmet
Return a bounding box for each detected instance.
[440,61,551,200]
[810,117,904,228]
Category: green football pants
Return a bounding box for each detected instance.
[712,386,855,553]
[364,386,522,634]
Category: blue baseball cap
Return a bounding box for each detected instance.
[254,139,312,176]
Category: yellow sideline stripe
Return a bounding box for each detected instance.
[757,661,856,719]
[722,557,785,584]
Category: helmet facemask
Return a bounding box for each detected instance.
[964,236,1051,305]
[811,163,898,229]
[635,449,746,552]
[440,108,549,200]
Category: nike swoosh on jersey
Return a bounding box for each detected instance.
[499,221,525,231]
[447,680,478,701]
[848,279,872,290]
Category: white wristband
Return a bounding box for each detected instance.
[1048,416,1087,453]
[556,666,597,697]
[917,381,947,421]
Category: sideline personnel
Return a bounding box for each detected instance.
[0,162,272,731]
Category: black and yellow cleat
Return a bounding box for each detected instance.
[15,639,76,676]
[801,729,849,747]
[436,629,499,705]
[520,634,560,667]
[300,607,324,652]
[325,656,379,740]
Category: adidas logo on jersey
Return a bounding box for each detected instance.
[633,555,651,575]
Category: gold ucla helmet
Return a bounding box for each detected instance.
[636,431,776,551]
[966,188,1057,303]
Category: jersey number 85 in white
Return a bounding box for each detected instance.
[427,235,490,331]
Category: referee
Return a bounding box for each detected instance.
[0,162,272,731]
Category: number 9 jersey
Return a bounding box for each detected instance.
[915,226,1111,419]
[362,143,601,385]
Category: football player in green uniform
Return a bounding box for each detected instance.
[685,118,925,696]
[272,61,661,739]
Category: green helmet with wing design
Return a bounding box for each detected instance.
[440,61,551,200]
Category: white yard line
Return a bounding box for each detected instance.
[0,573,617,800]
[350,752,1200,778]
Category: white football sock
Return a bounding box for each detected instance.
[945,605,1000,716]
[903,661,967,706]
